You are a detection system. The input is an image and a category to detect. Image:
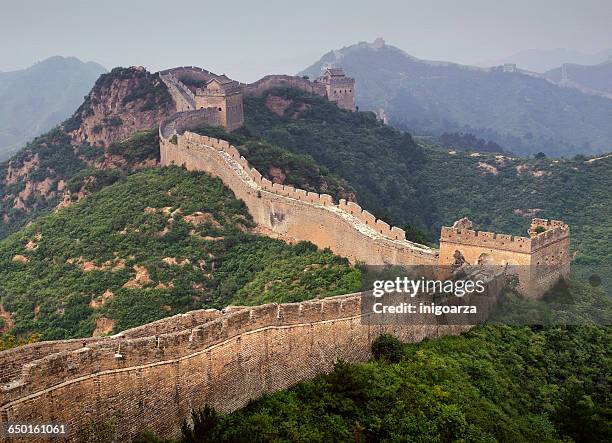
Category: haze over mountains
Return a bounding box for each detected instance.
[300,39,612,157]
[544,60,612,98]
[477,48,612,73]
[0,56,106,161]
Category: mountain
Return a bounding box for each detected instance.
[197,88,612,265]
[0,56,106,161]
[0,65,609,440]
[544,60,612,98]
[477,48,612,73]
[2,81,610,266]
[0,66,177,240]
[299,40,612,157]
[0,167,357,339]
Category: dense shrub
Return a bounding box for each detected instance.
[371,333,404,362]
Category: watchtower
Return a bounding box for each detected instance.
[195,76,244,131]
[439,218,570,297]
[317,67,356,111]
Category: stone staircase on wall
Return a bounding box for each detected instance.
[159,72,196,112]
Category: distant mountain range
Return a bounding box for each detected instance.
[0,56,106,161]
[477,48,612,73]
[300,39,612,157]
[544,60,612,98]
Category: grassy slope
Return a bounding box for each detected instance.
[0,167,359,340]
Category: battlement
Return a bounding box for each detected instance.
[529,220,570,251]
[0,294,361,403]
[440,226,533,253]
[338,199,406,240]
[243,75,327,98]
[160,116,428,253]
[439,218,570,297]
[440,217,570,254]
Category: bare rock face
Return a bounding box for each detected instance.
[65,66,176,147]
[0,67,176,238]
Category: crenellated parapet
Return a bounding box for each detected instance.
[440,226,533,253]
[0,292,473,441]
[440,218,569,255]
[439,217,570,297]
[338,200,407,241]
[159,116,435,262]
[243,74,327,98]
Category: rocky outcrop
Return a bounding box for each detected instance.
[65,67,176,147]
[0,66,173,238]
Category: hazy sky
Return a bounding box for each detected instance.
[1,0,611,81]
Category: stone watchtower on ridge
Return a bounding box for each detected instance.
[195,76,244,131]
[317,67,356,111]
[438,217,570,298]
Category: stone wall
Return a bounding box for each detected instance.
[159,67,217,84]
[243,75,327,98]
[159,124,438,267]
[159,109,220,139]
[159,72,196,112]
[439,218,570,297]
[0,294,467,441]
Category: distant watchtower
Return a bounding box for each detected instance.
[195,76,244,131]
[317,68,356,111]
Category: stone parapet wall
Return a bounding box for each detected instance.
[159,120,438,266]
[440,227,533,254]
[440,219,569,255]
[0,311,223,386]
[159,109,219,139]
[0,293,469,441]
[529,219,570,251]
[159,72,196,111]
[243,75,327,98]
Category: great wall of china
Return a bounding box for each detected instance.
[0,67,570,441]
[0,293,479,441]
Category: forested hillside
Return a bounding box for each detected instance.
[3,69,609,266]
[199,88,611,265]
[164,322,611,443]
[300,40,612,157]
[0,167,358,340]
